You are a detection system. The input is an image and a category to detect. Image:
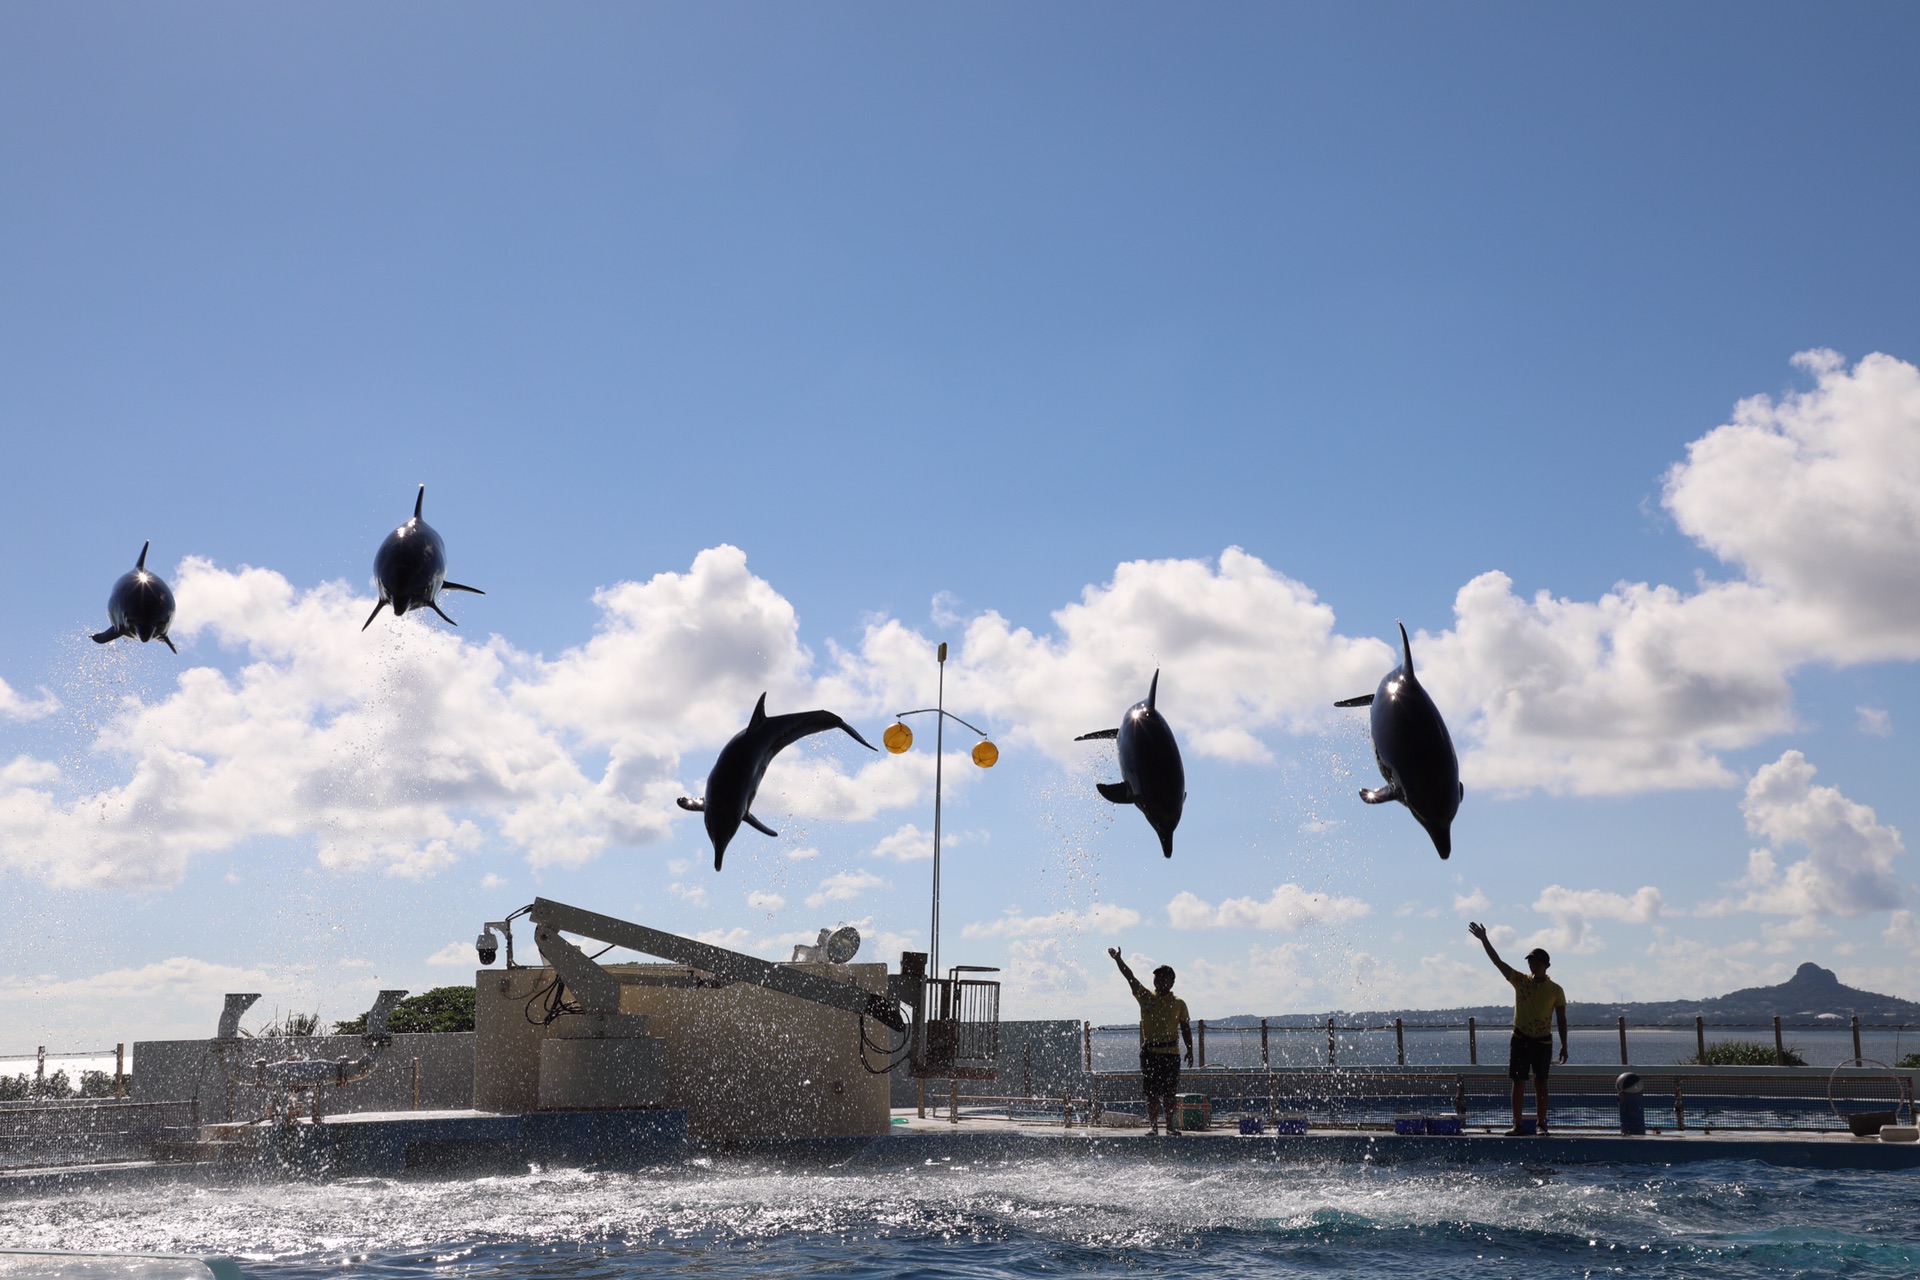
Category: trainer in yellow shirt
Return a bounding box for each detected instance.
[1469,921,1569,1136]
[1108,947,1193,1136]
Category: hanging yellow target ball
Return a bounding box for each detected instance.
[972,740,999,768]
[883,722,913,754]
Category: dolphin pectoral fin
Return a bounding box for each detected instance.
[442,581,485,595]
[90,627,121,644]
[1359,783,1401,804]
[743,812,778,838]
[159,634,178,654]
[1096,781,1135,805]
[1334,695,1375,708]
[427,602,459,626]
[1075,728,1120,741]
[676,797,706,813]
[361,600,387,631]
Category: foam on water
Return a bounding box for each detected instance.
[2,1154,1912,1278]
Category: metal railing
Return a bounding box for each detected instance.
[0,1045,130,1098]
[1081,1018,1920,1071]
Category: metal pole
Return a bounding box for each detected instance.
[1468,1016,1477,1065]
[1326,1018,1336,1067]
[1083,1020,1092,1073]
[1851,1014,1862,1063]
[1695,1015,1706,1063]
[1618,1016,1628,1065]
[1395,1017,1405,1066]
[115,1044,125,1099]
[35,1046,44,1095]
[412,1058,422,1110]
[1260,1018,1269,1069]
[1773,1015,1784,1065]
[1198,1019,1206,1068]
[930,644,947,982]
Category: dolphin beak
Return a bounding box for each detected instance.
[1424,821,1452,860]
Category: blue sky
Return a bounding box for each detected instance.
[2,5,1918,1052]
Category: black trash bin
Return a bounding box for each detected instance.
[1616,1072,1645,1135]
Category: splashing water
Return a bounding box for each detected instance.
[0,1154,1911,1278]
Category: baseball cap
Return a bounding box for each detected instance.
[1525,948,1551,966]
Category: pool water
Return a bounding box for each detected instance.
[0,1152,1913,1278]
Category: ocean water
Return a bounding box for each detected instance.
[1,1151,1913,1278]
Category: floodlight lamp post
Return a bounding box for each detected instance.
[884,641,997,982]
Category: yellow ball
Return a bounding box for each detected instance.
[971,740,999,768]
[883,722,913,754]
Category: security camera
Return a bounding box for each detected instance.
[476,929,499,966]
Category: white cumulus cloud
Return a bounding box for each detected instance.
[1166,885,1372,931]
[805,869,886,909]
[961,903,1141,939]
[1706,749,1905,920]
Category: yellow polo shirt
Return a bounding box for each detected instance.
[1507,972,1566,1040]
[1136,990,1189,1055]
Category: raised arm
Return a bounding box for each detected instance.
[1108,947,1147,998]
[1467,921,1520,981]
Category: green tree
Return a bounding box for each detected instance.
[1897,1052,1920,1070]
[333,985,476,1035]
[1686,1039,1808,1067]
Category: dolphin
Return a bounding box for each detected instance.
[1335,622,1462,859]
[677,693,878,870]
[362,485,484,630]
[91,541,177,653]
[1075,669,1186,858]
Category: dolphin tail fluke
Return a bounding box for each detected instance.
[361,600,387,631]
[1359,782,1401,805]
[159,634,178,654]
[1334,694,1374,708]
[1075,728,1120,741]
[414,485,425,519]
[676,797,706,813]
[834,719,878,751]
[90,627,121,645]
[1398,621,1413,677]
[136,540,150,571]
[743,812,778,838]
[1147,669,1159,710]
[1096,781,1135,805]
[427,602,459,626]
[442,581,486,595]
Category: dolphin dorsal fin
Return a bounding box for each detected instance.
[750,693,768,727]
[1147,669,1160,710]
[136,541,150,571]
[1398,621,1413,678]
[414,485,425,519]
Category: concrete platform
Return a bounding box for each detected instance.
[876,1110,1920,1170]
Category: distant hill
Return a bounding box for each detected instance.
[1212,963,1920,1028]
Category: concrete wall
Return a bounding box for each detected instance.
[474,964,895,1141]
[132,1034,475,1120]
[890,1020,1086,1108]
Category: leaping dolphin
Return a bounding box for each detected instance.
[677,694,878,870]
[1076,669,1186,858]
[1335,622,1462,859]
[363,485,484,630]
[91,541,177,653]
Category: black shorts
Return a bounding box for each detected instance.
[1508,1033,1553,1082]
[1140,1050,1181,1095]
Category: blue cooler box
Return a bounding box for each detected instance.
[1424,1116,1462,1135]
[1393,1115,1425,1135]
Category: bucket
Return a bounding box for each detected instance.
[1845,1110,1899,1137]
[1272,1114,1308,1135]
[1237,1116,1264,1135]
[1392,1115,1425,1135]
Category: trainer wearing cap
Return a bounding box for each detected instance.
[1108,947,1193,1136]
[1468,922,1568,1135]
